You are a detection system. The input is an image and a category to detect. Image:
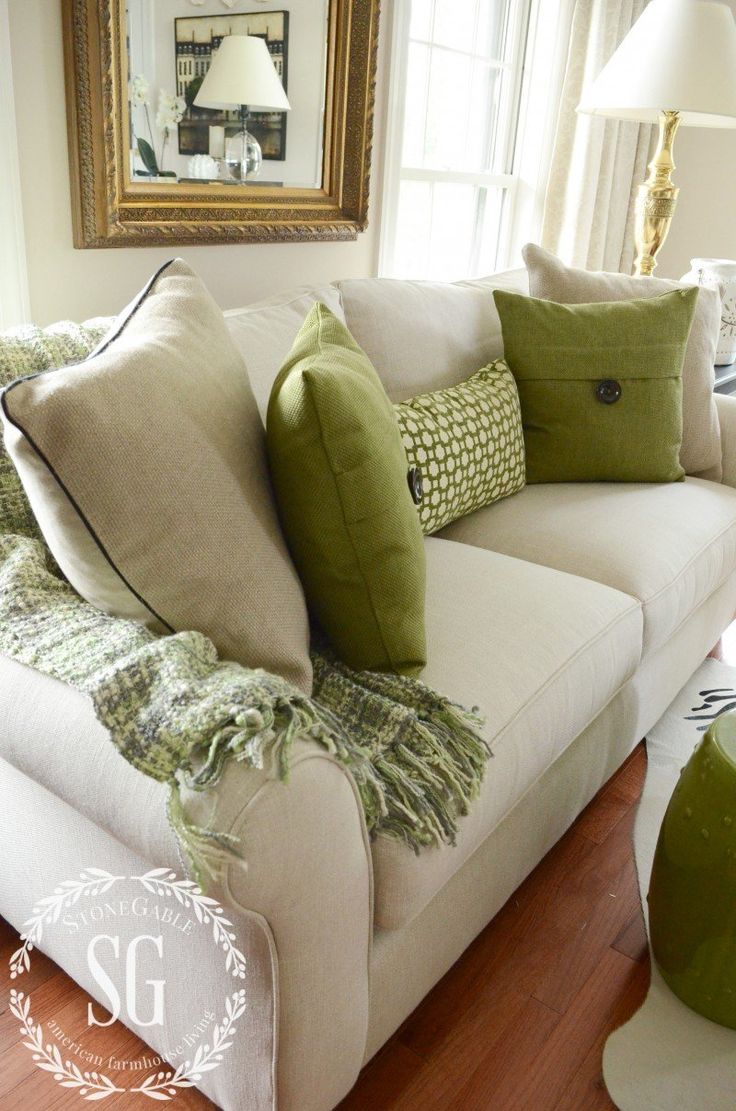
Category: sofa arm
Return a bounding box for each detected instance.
[0,656,373,1111]
[189,742,374,1111]
[715,393,736,488]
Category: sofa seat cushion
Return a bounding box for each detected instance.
[371,537,642,930]
[439,479,736,657]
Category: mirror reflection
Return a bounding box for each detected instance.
[125,1,330,188]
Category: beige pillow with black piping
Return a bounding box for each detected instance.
[0,258,313,692]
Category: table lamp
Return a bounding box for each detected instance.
[194,35,290,181]
[577,0,736,276]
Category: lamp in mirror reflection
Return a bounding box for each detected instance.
[194,34,290,181]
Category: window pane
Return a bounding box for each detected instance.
[466,62,502,172]
[382,0,527,282]
[393,180,433,278]
[426,182,477,280]
[423,49,472,169]
[393,180,478,281]
[410,0,434,41]
[473,187,506,276]
[402,42,430,166]
[477,0,509,62]
[433,0,478,53]
[403,44,508,173]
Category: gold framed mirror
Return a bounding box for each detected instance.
[62,0,380,247]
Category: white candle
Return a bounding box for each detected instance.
[209,126,225,159]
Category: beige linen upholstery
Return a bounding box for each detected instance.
[337,269,528,401]
[372,537,642,930]
[225,284,346,423]
[366,566,736,1059]
[440,479,736,656]
[523,243,722,479]
[0,657,372,1111]
[716,393,736,490]
[0,260,312,691]
[0,758,278,1111]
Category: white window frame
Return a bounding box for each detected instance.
[0,0,29,329]
[379,0,532,281]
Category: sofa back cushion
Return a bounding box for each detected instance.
[523,244,722,479]
[336,269,529,401]
[1,259,313,692]
[225,284,346,423]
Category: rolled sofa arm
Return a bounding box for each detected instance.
[715,393,736,489]
[191,741,374,1111]
[0,656,373,1111]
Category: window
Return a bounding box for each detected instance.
[0,0,29,328]
[380,0,531,282]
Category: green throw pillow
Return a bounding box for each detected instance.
[493,287,699,484]
[267,302,427,676]
[395,360,525,534]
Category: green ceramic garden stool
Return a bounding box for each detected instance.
[648,711,736,1028]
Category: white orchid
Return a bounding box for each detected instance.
[156,90,186,132]
[129,73,150,108]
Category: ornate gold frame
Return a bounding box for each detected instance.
[62,0,380,248]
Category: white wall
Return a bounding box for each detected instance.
[8,0,388,325]
[655,0,736,280]
[0,0,29,326]
[655,125,736,279]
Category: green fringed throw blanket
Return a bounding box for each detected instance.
[0,532,489,885]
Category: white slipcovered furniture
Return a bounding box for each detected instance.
[3,268,736,1110]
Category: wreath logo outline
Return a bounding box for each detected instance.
[8,868,246,1102]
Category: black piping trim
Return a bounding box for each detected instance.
[0,258,181,633]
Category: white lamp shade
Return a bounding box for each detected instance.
[194,35,290,112]
[578,0,736,127]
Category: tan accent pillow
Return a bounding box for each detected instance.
[0,259,312,692]
[522,244,722,480]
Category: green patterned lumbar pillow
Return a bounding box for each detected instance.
[395,360,526,535]
[493,287,699,484]
[267,302,427,676]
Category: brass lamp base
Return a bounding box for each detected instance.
[633,110,681,277]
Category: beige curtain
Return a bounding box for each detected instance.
[541,0,655,274]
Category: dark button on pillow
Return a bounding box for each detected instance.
[407,466,424,505]
[596,379,622,405]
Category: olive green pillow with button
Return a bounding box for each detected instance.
[493,287,699,484]
[267,302,427,676]
[395,360,526,535]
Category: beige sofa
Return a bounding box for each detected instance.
[3,269,736,1110]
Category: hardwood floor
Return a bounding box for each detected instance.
[0,745,649,1111]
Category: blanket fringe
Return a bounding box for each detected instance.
[166,782,243,889]
[171,687,490,879]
